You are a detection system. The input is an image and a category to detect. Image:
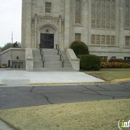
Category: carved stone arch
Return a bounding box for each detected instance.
[37,24,58,49]
[37,24,58,32]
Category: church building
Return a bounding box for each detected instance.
[22,0,130,60]
[0,0,130,70]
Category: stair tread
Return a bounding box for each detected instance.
[32,49,73,71]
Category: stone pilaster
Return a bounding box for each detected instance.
[119,0,125,50]
[34,14,37,48]
[21,0,26,48]
[59,15,63,49]
[82,0,89,45]
[64,0,70,49]
[25,0,32,48]
[115,0,119,46]
[88,0,91,45]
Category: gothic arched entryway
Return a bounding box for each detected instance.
[38,24,58,49]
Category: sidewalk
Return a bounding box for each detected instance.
[0,120,15,130]
[0,70,104,86]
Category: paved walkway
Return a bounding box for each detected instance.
[0,70,104,86]
[0,120,14,130]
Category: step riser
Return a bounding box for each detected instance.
[32,49,73,71]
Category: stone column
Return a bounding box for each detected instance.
[82,0,89,45]
[21,0,26,48]
[115,0,119,46]
[25,0,32,48]
[64,0,70,49]
[88,0,91,45]
[119,0,125,50]
[59,15,63,49]
[34,14,37,48]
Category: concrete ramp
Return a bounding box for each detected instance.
[2,79,30,86]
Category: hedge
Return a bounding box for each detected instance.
[109,58,130,63]
[101,62,130,68]
[78,55,101,71]
[70,41,89,56]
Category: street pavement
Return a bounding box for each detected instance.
[0,81,130,110]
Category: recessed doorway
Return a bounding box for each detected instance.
[40,34,54,48]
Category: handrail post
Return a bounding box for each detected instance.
[60,55,61,61]
[56,44,64,68]
[43,61,44,67]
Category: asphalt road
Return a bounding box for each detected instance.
[0,82,130,109]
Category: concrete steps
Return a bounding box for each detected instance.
[32,49,74,71]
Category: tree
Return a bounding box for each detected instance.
[1,42,21,52]
[1,43,13,52]
[13,41,21,48]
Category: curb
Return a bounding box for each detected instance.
[111,78,130,83]
[28,78,130,86]
[0,78,130,87]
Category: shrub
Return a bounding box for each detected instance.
[109,58,130,63]
[2,63,7,68]
[101,62,130,68]
[78,55,101,71]
[70,41,89,56]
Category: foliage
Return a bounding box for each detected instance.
[13,41,21,48]
[109,58,130,63]
[101,62,130,68]
[78,55,101,71]
[1,43,13,52]
[0,42,21,52]
[70,41,89,56]
[1,63,7,68]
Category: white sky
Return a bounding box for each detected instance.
[0,0,21,47]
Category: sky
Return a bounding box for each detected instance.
[0,0,21,47]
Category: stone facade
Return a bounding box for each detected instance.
[22,0,130,60]
[0,48,25,68]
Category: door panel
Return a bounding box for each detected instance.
[40,34,54,48]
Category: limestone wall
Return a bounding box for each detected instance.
[21,0,130,59]
[0,48,25,67]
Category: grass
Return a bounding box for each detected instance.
[0,99,130,130]
[85,68,130,81]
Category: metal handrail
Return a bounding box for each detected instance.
[56,44,64,68]
[39,47,45,67]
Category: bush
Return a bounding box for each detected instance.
[109,58,130,63]
[1,63,7,68]
[70,41,89,56]
[78,55,101,71]
[101,62,130,68]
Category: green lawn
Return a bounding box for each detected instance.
[85,68,130,81]
[0,99,130,130]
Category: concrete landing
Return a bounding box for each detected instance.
[0,70,104,86]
